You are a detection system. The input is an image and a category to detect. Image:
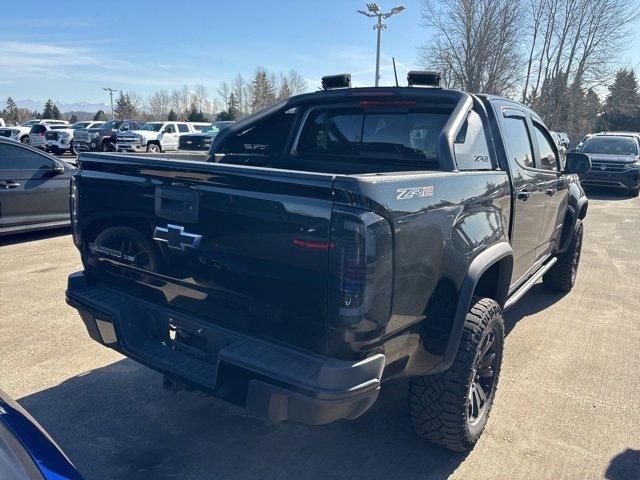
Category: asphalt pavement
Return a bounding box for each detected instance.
[0,190,638,480]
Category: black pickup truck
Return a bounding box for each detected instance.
[66,73,590,451]
[73,119,143,152]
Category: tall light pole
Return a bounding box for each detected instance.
[103,87,116,120]
[357,3,406,87]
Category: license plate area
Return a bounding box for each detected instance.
[116,304,237,388]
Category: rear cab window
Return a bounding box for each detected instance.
[295,106,452,170]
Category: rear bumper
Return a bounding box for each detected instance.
[579,169,640,190]
[65,271,384,425]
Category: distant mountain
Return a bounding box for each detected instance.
[15,99,109,114]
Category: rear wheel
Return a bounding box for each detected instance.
[543,219,583,292]
[50,146,62,155]
[409,297,504,451]
[20,135,29,144]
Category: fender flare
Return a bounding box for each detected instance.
[558,196,588,253]
[429,242,513,374]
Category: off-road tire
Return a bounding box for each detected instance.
[629,186,640,198]
[409,297,504,451]
[20,135,29,144]
[543,219,583,292]
[50,146,62,156]
[146,143,161,154]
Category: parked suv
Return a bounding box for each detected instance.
[66,73,591,452]
[29,124,74,150]
[73,119,143,152]
[116,122,208,153]
[575,132,640,196]
[0,119,68,144]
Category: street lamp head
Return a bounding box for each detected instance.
[383,5,406,18]
[357,9,376,17]
[366,3,380,13]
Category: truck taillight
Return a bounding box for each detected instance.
[327,207,393,333]
[70,176,81,247]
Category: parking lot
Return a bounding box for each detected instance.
[0,190,638,480]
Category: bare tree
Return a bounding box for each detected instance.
[523,0,640,134]
[419,0,524,95]
[146,89,171,120]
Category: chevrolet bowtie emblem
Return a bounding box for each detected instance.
[153,224,202,251]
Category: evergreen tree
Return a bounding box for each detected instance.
[93,110,108,121]
[249,67,277,113]
[599,69,640,132]
[69,114,78,123]
[52,104,62,120]
[216,92,239,121]
[42,99,55,119]
[4,97,18,124]
[186,104,208,122]
[113,91,137,119]
[167,109,178,121]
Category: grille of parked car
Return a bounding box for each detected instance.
[589,160,626,172]
[74,131,91,142]
[179,136,207,150]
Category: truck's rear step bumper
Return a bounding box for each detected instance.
[65,271,384,425]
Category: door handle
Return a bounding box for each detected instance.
[3,181,20,189]
[516,190,532,201]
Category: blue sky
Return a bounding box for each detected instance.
[1,0,639,106]
[0,0,427,105]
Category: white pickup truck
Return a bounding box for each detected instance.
[116,121,208,153]
[44,121,104,155]
[0,119,68,144]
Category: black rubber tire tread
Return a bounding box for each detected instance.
[543,219,583,292]
[409,297,504,451]
[629,187,640,198]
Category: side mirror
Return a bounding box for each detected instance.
[52,161,64,174]
[568,148,579,153]
[564,152,591,174]
[163,127,172,133]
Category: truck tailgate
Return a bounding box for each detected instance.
[76,154,335,354]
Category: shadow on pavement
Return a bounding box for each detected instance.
[19,359,466,480]
[503,283,565,335]
[0,227,71,247]
[605,449,640,480]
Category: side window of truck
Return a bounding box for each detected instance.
[501,116,534,168]
[532,123,559,171]
[177,123,190,133]
[454,110,492,170]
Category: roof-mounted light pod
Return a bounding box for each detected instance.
[322,74,352,90]
[407,70,441,88]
